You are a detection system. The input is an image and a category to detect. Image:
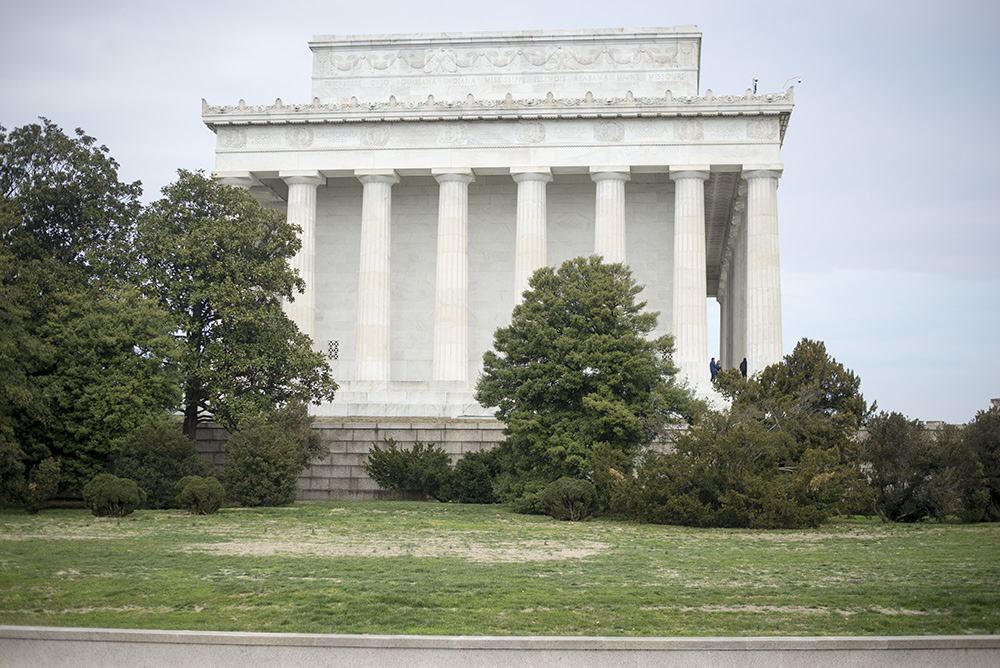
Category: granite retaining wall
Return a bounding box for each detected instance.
[194,420,506,502]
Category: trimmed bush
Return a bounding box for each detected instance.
[362,439,452,501]
[82,473,142,517]
[450,449,499,504]
[541,477,597,521]
[115,417,208,508]
[175,476,225,515]
[221,402,327,507]
[24,457,61,514]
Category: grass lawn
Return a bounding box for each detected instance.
[1,501,998,636]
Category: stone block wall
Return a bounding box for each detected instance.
[194,420,506,502]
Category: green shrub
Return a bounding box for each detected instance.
[82,473,143,517]
[175,476,225,515]
[115,417,207,509]
[450,449,499,504]
[362,439,453,502]
[609,413,840,529]
[541,477,597,521]
[221,402,326,507]
[493,468,549,515]
[24,457,61,514]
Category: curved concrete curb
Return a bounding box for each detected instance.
[1,626,998,667]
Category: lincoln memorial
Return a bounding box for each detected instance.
[201,27,794,417]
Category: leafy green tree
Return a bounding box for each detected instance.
[138,170,337,440]
[1,121,179,490]
[963,405,1000,520]
[1,119,142,274]
[475,256,693,495]
[862,411,940,522]
[862,410,993,523]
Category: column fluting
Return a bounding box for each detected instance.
[511,168,552,303]
[432,169,475,383]
[590,167,630,264]
[744,168,783,375]
[355,170,399,384]
[281,171,324,342]
[670,168,711,388]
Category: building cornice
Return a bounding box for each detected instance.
[202,88,794,144]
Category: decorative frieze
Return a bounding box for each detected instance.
[308,28,702,102]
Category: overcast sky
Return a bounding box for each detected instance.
[3,0,997,424]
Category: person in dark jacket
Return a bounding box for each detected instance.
[710,357,720,381]
[739,357,748,378]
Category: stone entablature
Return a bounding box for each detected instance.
[201,89,792,140]
[307,28,702,104]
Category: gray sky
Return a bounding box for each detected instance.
[3,0,998,424]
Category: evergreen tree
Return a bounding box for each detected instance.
[475,256,692,489]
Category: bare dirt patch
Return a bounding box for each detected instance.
[186,536,610,563]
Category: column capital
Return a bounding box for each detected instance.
[669,167,711,181]
[214,171,260,189]
[589,167,631,182]
[742,166,784,180]
[279,170,324,187]
[432,168,476,185]
[355,169,400,185]
[511,167,553,183]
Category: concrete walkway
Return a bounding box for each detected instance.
[2,626,999,667]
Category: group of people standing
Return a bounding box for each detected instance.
[710,357,747,382]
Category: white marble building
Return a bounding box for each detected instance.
[202,27,793,417]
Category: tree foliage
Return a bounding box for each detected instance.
[1,121,179,491]
[475,256,692,494]
[963,405,1000,521]
[862,411,991,523]
[611,339,872,528]
[138,170,337,439]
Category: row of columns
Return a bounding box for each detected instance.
[220,166,783,391]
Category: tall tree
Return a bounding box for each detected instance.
[475,255,693,486]
[1,120,179,491]
[138,170,337,440]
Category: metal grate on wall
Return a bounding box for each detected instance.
[327,340,339,360]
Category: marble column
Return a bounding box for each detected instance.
[355,170,399,384]
[432,169,475,382]
[718,283,731,370]
[670,168,711,388]
[280,171,324,342]
[511,168,552,303]
[590,167,630,264]
[731,196,748,373]
[744,168,783,375]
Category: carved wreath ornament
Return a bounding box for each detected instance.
[313,44,689,75]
